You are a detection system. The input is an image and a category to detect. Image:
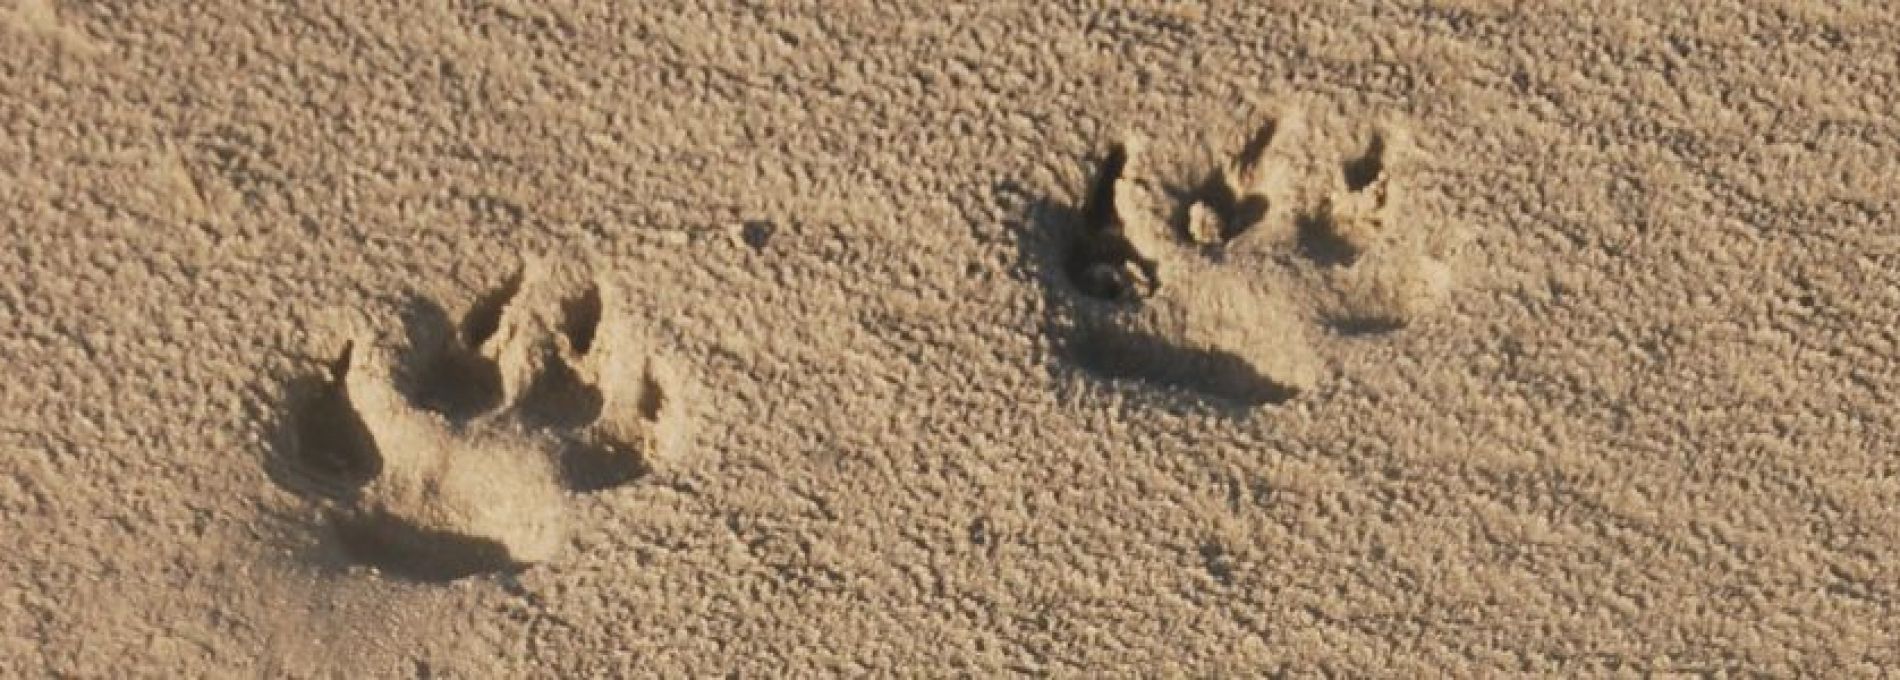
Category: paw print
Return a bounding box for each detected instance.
[272,263,691,581]
[1056,110,1452,406]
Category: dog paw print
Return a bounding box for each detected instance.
[1055,112,1452,406]
[272,264,691,581]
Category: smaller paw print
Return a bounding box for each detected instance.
[273,263,691,581]
[1058,111,1453,406]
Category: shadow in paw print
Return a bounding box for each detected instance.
[516,283,604,431]
[402,296,508,422]
[1296,131,1391,268]
[516,359,603,430]
[330,509,525,582]
[558,284,602,355]
[517,285,607,430]
[1069,329,1299,406]
[555,364,665,493]
[1003,149,1296,412]
[1327,314,1408,337]
[1169,173,1271,245]
[1295,213,1361,267]
[268,342,509,583]
[1165,120,1278,245]
[270,342,381,500]
[1059,144,1156,302]
[1343,131,1386,191]
[558,433,649,494]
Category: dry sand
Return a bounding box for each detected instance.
[3,1,1897,676]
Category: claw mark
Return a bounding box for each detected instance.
[1231,119,1279,188]
[1065,144,1158,301]
[636,360,666,421]
[1343,132,1387,191]
[411,268,527,421]
[1082,145,1128,231]
[1174,117,1279,245]
[462,266,525,350]
[559,283,602,355]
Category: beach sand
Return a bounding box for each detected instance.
[3,1,1896,675]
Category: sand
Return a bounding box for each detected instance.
[3,1,1897,676]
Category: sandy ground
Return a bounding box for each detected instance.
[3,1,1898,676]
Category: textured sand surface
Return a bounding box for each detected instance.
[3,1,1898,676]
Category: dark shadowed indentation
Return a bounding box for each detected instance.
[636,364,666,421]
[276,342,382,495]
[415,347,506,421]
[1171,172,1270,243]
[1326,314,1408,336]
[331,510,526,582]
[1169,119,1279,245]
[968,517,990,546]
[1235,118,1278,171]
[398,296,506,421]
[558,435,649,493]
[1296,213,1361,267]
[558,362,664,492]
[559,284,602,356]
[1069,327,1299,407]
[740,220,775,250]
[1200,541,1235,586]
[1343,133,1386,192]
[1064,144,1158,300]
[515,356,604,430]
[461,267,525,350]
[1081,144,1127,230]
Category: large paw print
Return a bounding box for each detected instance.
[273,263,691,581]
[1058,111,1452,406]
